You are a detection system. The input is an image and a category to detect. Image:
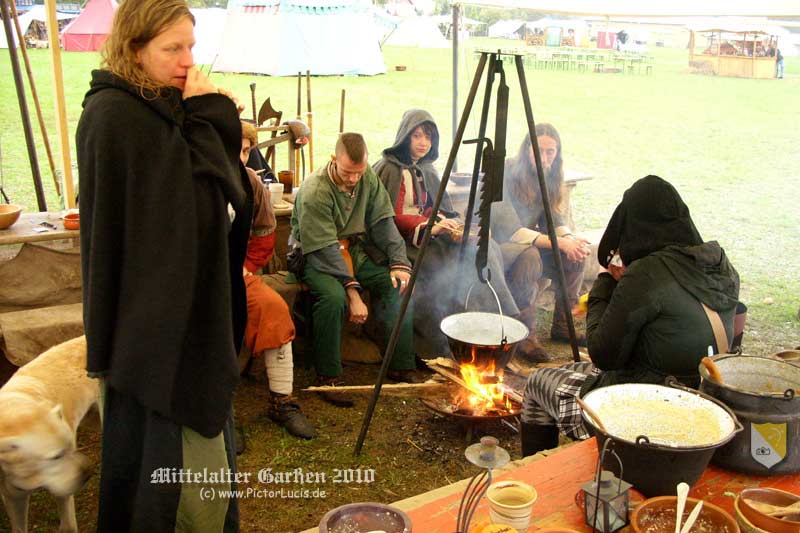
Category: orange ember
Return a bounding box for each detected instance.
[458,362,514,415]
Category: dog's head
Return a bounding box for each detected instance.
[0,403,92,496]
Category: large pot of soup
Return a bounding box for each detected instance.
[699,354,800,475]
[580,380,742,497]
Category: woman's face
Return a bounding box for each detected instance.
[409,126,432,162]
[136,16,195,90]
[528,135,559,173]
[240,138,252,166]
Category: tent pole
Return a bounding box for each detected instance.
[2,0,47,211]
[10,0,60,197]
[305,70,313,172]
[45,0,74,208]
[451,2,459,171]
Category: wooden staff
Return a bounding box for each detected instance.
[305,69,313,171]
[10,0,59,197]
[295,72,301,176]
[339,89,346,134]
[249,82,256,124]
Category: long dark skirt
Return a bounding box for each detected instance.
[97,384,239,532]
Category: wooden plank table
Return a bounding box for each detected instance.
[302,438,800,532]
[0,211,78,246]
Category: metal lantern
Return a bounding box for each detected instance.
[581,442,631,532]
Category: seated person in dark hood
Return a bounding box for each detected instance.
[519,175,740,456]
[373,109,518,358]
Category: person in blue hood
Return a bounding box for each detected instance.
[519,175,740,457]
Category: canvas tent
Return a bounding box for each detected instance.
[60,0,117,51]
[214,0,385,76]
[383,15,449,48]
[190,7,227,65]
[0,5,76,49]
[488,19,526,38]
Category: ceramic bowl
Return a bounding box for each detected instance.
[63,212,80,230]
[737,488,800,533]
[630,496,740,533]
[0,204,22,229]
[734,497,769,533]
[318,502,411,533]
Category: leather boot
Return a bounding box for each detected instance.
[269,393,317,439]
[520,421,560,456]
[551,297,587,346]
[515,306,552,364]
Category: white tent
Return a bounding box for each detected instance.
[213,0,386,76]
[487,19,526,38]
[383,15,449,48]
[0,5,76,49]
[190,7,227,65]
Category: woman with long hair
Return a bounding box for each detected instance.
[77,0,247,529]
[492,124,591,363]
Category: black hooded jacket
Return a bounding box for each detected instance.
[584,176,740,392]
[77,70,251,438]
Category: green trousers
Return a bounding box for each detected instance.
[302,250,414,377]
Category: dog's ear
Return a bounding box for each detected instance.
[49,404,64,421]
[0,436,20,454]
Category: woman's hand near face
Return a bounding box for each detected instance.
[182,66,217,99]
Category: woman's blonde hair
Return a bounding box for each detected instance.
[101,0,194,94]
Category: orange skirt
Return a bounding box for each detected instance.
[244,275,295,353]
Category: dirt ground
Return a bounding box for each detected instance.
[1,310,796,533]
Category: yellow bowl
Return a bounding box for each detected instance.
[0,204,22,229]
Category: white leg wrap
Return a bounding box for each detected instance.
[265,342,293,395]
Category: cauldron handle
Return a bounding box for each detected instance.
[465,279,507,344]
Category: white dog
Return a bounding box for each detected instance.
[0,336,98,533]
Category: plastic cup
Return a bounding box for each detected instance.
[268,182,284,206]
[487,480,537,531]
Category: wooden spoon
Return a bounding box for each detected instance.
[701,357,724,384]
[576,397,607,433]
[675,483,689,533]
[679,500,704,533]
[769,499,800,518]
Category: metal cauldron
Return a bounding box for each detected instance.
[439,281,528,371]
[699,353,800,474]
[581,380,742,497]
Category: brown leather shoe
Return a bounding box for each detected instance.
[315,376,355,407]
[515,336,552,364]
[387,369,428,384]
[550,323,587,346]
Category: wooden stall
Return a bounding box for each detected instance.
[688,23,783,79]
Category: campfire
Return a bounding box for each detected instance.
[424,358,522,419]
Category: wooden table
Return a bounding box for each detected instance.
[302,438,800,532]
[0,212,78,246]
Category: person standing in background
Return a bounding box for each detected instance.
[77,0,247,529]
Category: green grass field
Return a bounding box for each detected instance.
[1,41,798,348]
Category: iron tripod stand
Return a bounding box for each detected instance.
[354,51,581,456]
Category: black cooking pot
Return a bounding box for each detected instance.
[440,311,528,370]
[439,280,528,371]
[580,379,743,497]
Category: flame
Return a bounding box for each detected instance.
[459,361,508,413]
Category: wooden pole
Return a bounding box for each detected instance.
[10,1,60,197]
[305,70,313,172]
[45,0,74,208]
[2,0,47,210]
[339,89,345,134]
[295,72,300,178]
